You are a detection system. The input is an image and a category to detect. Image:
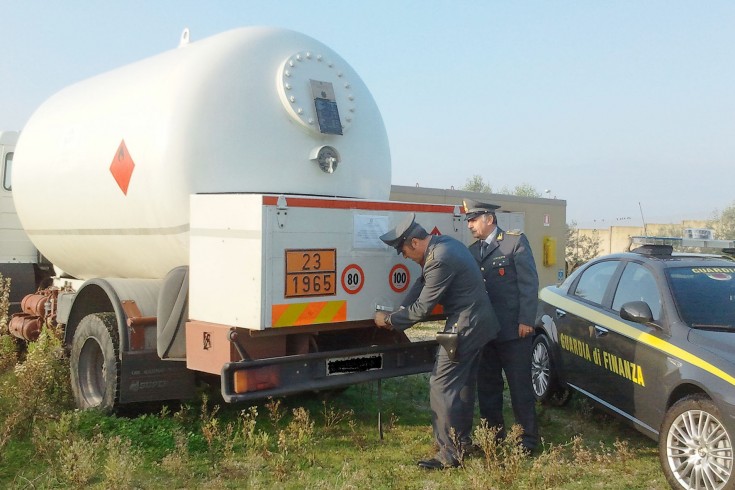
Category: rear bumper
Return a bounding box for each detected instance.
[221,340,438,402]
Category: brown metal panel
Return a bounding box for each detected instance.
[185,321,287,375]
[120,299,157,350]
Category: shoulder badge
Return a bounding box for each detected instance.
[507,229,521,235]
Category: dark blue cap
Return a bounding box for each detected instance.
[380,213,422,254]
[463,199,500,220]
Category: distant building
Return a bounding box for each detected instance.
[577,220,708,256]
[390,185,567,288]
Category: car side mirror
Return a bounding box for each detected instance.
[620,301,654,324]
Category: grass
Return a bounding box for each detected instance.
[0,348,668,489]
[0,284,667,489]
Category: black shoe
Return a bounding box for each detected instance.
[464,444,483,458]
[417,458,459,470]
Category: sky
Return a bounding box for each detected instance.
[1,1,733,229]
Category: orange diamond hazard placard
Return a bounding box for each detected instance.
[110,139,135,195]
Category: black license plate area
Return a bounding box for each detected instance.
[326,354,383,376]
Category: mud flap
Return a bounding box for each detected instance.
[119,350,196,403]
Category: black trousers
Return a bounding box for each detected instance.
[476,336,538,450]
[430,345,482,465]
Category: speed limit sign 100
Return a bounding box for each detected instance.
[389,264,410,293]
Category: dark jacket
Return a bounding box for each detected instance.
[390,234,500,352]
[469,228,539,343]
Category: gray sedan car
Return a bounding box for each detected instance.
[532,243,735,490]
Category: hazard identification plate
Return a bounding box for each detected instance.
[284,249,337,298]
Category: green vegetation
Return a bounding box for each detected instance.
[711,200,735,240]
[0,373,668,488]
[0,344,667,488]
[0,277,667,489]
[565,221,602,273]
[460,175,543,198]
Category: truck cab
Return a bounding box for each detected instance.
[0,131,44,311]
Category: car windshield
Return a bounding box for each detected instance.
[666,266,735,330]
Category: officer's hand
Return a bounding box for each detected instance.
[518,323,533,338]
[374,311,393,330]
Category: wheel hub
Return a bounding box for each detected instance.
[531,342,550,397]
[666,408,733,490]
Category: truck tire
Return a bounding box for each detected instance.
[659,394,733,490]
[70,312,120,411]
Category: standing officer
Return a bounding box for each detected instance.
[374,213,500,469]
[464,198,540,453]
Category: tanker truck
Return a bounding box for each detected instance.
[7,27,464,411]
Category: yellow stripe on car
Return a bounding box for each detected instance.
[540,288,735,387]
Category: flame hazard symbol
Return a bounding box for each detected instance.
[110,139,135,195]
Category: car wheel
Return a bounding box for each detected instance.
[531,334,571,406]
[659,394,733,490]
[70,312,120,411]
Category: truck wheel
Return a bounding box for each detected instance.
[531,334,571,406]
[70,312,120,411]
[659,394,733,490]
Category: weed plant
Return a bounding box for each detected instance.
[0,273,9,333]
[0,274,16,372]
[0,318,667,488]
[0,326,71,461]
[1,378,667,489]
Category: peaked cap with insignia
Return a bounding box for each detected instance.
[380,213,426,254]
[463,198,501,221]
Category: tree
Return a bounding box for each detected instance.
[499,183,542,197]
[711,201,735,240]
[461,177,543,197]
[461,175,491,193]
[648,223,706,253]
[565,221,601,274]
[649,223,684,238]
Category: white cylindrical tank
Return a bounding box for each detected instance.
[13,27,391,280]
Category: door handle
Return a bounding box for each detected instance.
[594,325,608,338]
[555,308,566,318]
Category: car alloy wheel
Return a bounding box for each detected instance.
[531,334,571,406]
[660,395,733,490]
[531,335,552,399]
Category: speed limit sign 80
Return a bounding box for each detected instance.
[341,264,365,294]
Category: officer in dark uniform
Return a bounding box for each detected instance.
[464,199,540,452]
[374,213,500,469]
